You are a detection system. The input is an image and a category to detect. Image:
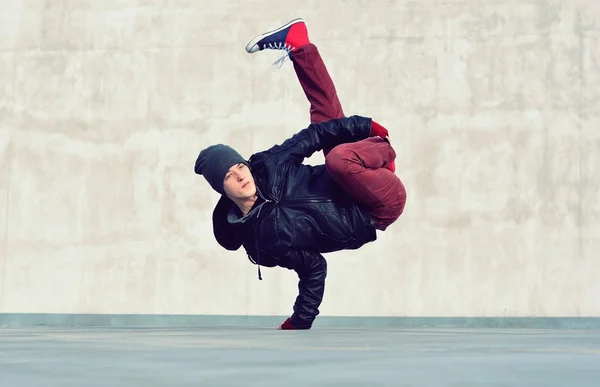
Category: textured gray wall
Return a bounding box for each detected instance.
[0,0,598,318]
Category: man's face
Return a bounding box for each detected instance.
[223,163,256,200]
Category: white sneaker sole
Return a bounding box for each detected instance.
[245,18,305,53]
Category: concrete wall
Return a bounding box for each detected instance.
[1,0,598,320]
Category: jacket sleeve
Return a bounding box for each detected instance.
[255,115,373,165]
[277,249,327,329]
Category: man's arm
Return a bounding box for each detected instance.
[276,249,327,329]
[252,115,374,166]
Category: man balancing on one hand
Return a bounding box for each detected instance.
[194,18,407,330]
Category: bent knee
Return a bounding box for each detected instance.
[395,180,407,215]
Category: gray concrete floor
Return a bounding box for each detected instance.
[1,327,599,386]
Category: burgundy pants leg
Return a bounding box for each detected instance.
[325,138,407,230]
[291,44,344,155]
[290,43,406,230]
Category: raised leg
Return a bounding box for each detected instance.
[290,44,344,156]
[245,20,346,156]
[290,44,345,124]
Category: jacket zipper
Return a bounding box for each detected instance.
[252,187,274,281]
[282,197,332,205]
[250,186,331,280]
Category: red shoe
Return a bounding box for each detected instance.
[245,18,310,67]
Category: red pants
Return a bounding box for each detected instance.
[290,44,406,230]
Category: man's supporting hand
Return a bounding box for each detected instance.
[275,250,327,330]
[276,317,296,330]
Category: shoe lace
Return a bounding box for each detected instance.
[262,41,293,68]
[273,53,290,68]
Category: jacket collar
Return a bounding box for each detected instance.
[211,185,267,251]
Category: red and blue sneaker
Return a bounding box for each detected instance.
[245,18,310,67]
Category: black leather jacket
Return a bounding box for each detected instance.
[211,115,378,329]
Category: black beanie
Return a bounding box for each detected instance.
[194,144,249,195]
